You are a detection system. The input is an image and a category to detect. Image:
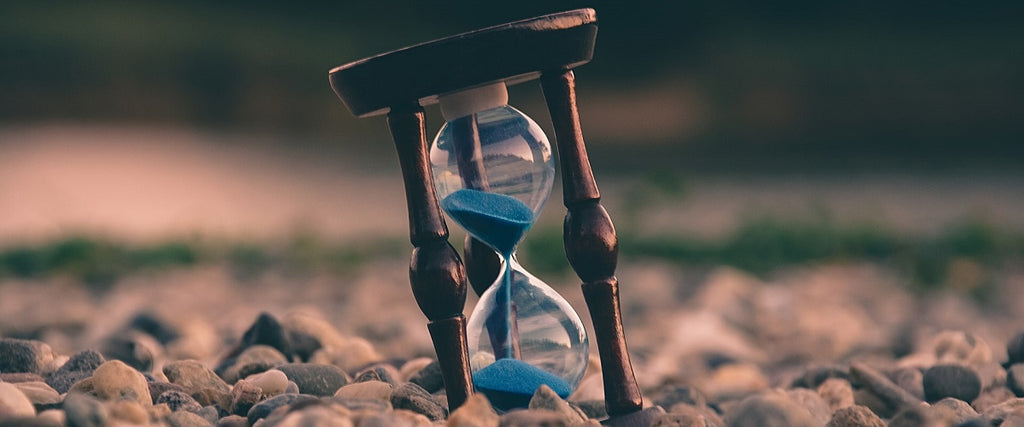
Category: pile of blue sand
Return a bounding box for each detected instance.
[440,189,534,257]
[472,358,572,410]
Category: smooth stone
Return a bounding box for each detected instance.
[198,405,219,423]
[660,404,725,427]
[0,373,45,383]
[12,381,60,405]
[285,381,299,394]
[785,387,830,425]
[923,364,981,403]
[276,363,350,397]
[68,377,94,396]
[930,330,992,366]
[46,349,103,394]
[163,359,232,397]
[168,409,212,427]
[62,393,109,427]
[1009,364,1024,397]
[230,379,262,416]
[723,391,817,427]
[216,415,248,427]
[0,382,35,417]
[245,369,289,396]
[653,385,706,409]
[328,397,392,413]
[100,331,160,372]
[817,378,854,411]
[91,360,152,406]
[448,394,500,427]
[334,381,393,401]
[157,390,203,413]
[0,338,54,375]
[355,364,399,387]
[932,397,977,425]
[1008,332,1024,366]
[499,409,569,427]
[399,358,434,383]
[246,393,317,425]
[128,312,180,345]
[219,344,287,384]
[37,409,66,426]
[528,385,587,425]
[825,405,885,427]
[226,312,292,363]
[107,399,149,424]
[149,402,172,421]
[408,360,444,393]
[390,383,447,422]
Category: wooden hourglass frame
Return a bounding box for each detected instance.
[328,9,659,423]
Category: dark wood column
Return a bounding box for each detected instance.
[540,70,643,416]
[387,104,473,410]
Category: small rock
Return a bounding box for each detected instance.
[216,415,248,427]
[230,379,262,416]
[701,363,768,401]
[982,397,1024,425]
[0,382,35,417]
[890,367,925,401]
[930,330,992,366]
[0,373,45,383]
[224,312,292,364]
[46,349,104,394]
[149,381,188,404]
[277,404,355,427]
[309,337,382,373]
[391,383,447,422]
[197,405,219,423]
[92,360,152,406]
[218,344,287,383]
[448,394,500,427]
[163,359,231,407]
[1004,410,1024,427]
[529,385,587,425]
[334,381,393,401]
[168,410,212,427]
[0,338,54,375]
[149,402,172,421]
[1009,364,1024,397]
[37,409,66,426]
[409,360,444,393]
[850,362,922,412]
[825,405,885,427]
[931,397,977,425]
[62,393,109,427]
[723,391,817,427]
[923,364,981,403]
[285,381,299,394]
[107,399,149,424]
[499,409,569,426]
[888,404,941,427]
[13,381,60,406]
[157,390,203,413]
[653,385,706,409]
[276,363,350,397]
[399,358,434,383]
[355,364,400,386]
[817,378,854,411]
[128,312,180,345]
[660,404,725,427]
[100,331,160,372]
[246,393,317,425]
[245,369,289,396]
[1008,332,1024,366]
[785,388,830,425]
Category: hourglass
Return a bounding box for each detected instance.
[329,9,663,424]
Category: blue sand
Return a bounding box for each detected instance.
[440,189,534,257]
[473,358,572,410]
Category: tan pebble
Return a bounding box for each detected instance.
[13,381,61,405]
[246,369,289,396]
[69,377,95,395]
[447,394,499,427]
[37,409,67,426]
[108,399,150,424]
[334,381,394,401]
[92,360,152,407]
[399,357,434,382]
[0,382,36,417]
[149,402,172,422]
[817,378,855,412]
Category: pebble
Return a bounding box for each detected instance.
[528,385,588,425]
[931,397,977,425]
[246,393,318,425]
[245,368,289,396]
[572,400,607,419]
[168,409,211,427]
[785,387,830,425]
[107,399,149,424]
[285,381,300,394]
[62,393,109,427]
[0,381,35,417]
[653,385,706,409]
[276,363,350,397]
[277,404,355,427]
[700,363,768,401]
[982,397,1024,425]
[226,312,292,363]
[408,359,444,393]
[46,349,104,394]
[659,404,725,427]
[12,381,60,406]
[334,381,394,401]
[825,405,885,427]
[329,396,393,413]
[890,367,925,400]
[930,330,992,366]
[0,373,45,383]
[1007,332,1024,366]
[390,382,447,421]
[399,358,435,383]
[157,390,203,413]
[198,405,219,423]
[216,415,249,427]
[100,331,160,372]
[1009,364,1024,397]
[888,405,940,427]
[230,379,262,416]
[37,409,66,426]
[922,363,981,403]
[849,362,922,411]
[91,359,153,407]
[816,378,854,411]
[448,394,500,427]
[128,312,180,345]
[974,386,1017,412]
[723,391,818,427]
[355,364,400,386]
[309,337,382,372]
[499,409,570,427]
[218,344,287,383]
[0,338,54,375]
[163,359,232,406]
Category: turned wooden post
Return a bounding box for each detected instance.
[541,70,643,416]
[387,104,473,410]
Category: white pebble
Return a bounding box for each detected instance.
[0,382,36,417]
[246,369,289,396]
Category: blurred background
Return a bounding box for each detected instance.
[1,0,1023,364]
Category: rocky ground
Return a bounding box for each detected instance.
[2,259,1024,426]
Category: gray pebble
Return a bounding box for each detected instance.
[923,364,981,403]
[62,393,109,427]
[46,349,104,394]
[653,385,707,409]
[390,382,447,421]
[229,379,262,416]
[100,332,159,372]
[659,404,724,427]
[0,373,45,383]
[408,360,444,393]
[825,405,885,427]
[246,393,317,425]
[355,364,399,386]
[0,338,51,374]
[528,385,587,425]
[198,405,220,423]
[285,381,299,394]
[157,390,203,413]
[276,363,350,396]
